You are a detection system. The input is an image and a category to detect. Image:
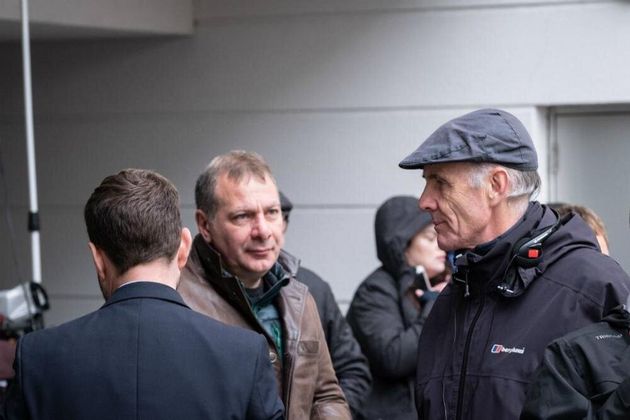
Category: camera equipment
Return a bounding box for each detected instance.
[0,0,48,339]
[0,282,49,336]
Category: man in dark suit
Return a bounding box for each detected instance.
[2,169,284,420]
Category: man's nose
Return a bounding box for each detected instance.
[419,187,436,211]
[251,213,272,239]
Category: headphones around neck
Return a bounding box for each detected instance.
[497,214,569,295]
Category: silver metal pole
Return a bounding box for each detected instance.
[21,0,42,284]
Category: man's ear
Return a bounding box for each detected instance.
[488,166,510,205]
[195,209,212,243]
[177,228,193,269]
[88,242,107,281]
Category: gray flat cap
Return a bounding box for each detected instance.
[399,108,538,170]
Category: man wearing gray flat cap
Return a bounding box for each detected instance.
[399,108,630,420]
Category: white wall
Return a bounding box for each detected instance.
[0,0,193,39]
[0,0,628,323]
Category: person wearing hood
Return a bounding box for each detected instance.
[346,195,450,419]
[398,108,630,420]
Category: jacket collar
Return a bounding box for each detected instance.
[102,281,189,309]
[189,234,305,361]
[278,249,300,277]
[192,234,232,282]
[453,202,556,294]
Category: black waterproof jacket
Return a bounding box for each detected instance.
[297,267,372,418]
[521,305,630,419]
[415,202,630,420]
[347,196,436,420]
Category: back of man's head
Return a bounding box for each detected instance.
[84,169,182,275]
[195,150,276,218]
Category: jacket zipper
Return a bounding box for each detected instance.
[455,282,485,420]
[234,278,295,412]
[234,280,268,332]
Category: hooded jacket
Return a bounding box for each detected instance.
[414,202,630,420]
[521,305,630,419]
[347,196,437,420]
[178,235,351,420]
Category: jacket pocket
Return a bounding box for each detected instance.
[298,340,319,355]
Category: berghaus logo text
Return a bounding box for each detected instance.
[491,344,525,354]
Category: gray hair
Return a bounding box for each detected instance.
[195,150,276,218]
[469,163,541,201]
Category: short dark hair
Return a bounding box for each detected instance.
[84,169,182,275]
[195,150,276,218]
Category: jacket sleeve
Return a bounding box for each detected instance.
[347,274,427,379]
[2,338,30,420]
[521,339,630,420]
[247,335,285,420]
[316,281,372,417]
[307,294,352,420]
[595,377,630,420]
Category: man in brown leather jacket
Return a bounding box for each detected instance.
[178,150,350,420]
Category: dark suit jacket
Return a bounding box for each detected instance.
[2,282,284,420]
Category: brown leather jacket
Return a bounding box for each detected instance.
[178,235,351,420]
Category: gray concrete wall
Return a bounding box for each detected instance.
[0,0,193,39]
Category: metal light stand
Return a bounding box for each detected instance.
[21,0,41,287]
